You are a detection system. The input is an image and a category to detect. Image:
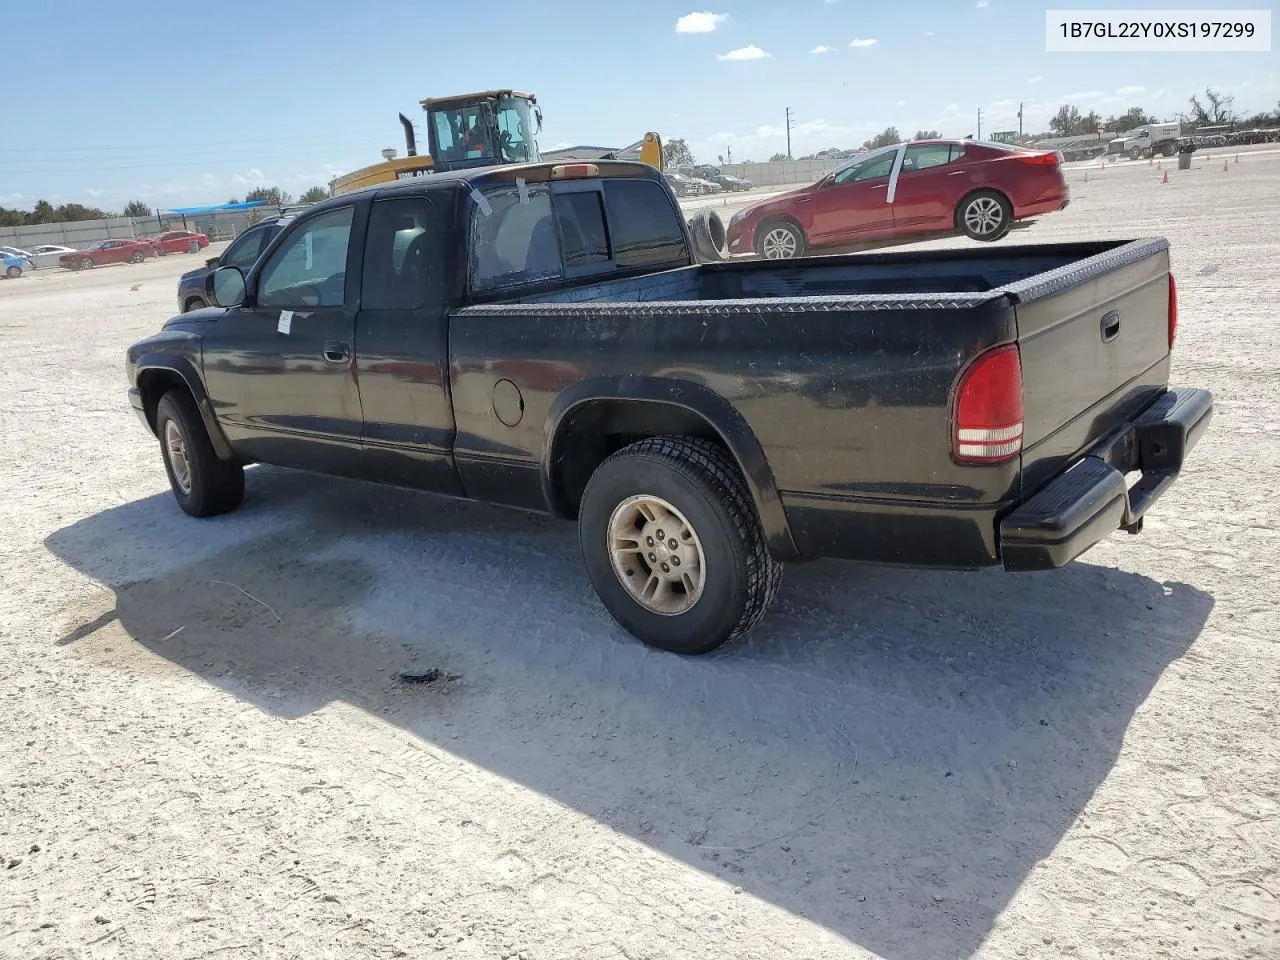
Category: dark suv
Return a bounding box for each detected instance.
[177,216,292,312]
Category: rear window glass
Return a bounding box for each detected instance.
[604,179,687,267]
[470,183,562,291]
[555,192,610,268]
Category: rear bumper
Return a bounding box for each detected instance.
[999,386,1213,571]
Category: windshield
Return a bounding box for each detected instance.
[429,96,539,166]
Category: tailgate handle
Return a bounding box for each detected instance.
[1100,311,1121,343]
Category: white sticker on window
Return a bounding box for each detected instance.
[471,189,493,217]
[277,310,293,334]
[516,177,529,205]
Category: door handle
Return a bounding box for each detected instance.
[323,341,350,364]
[872,184,887,190]
[1100,311,1121,342]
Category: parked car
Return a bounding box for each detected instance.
[2,252,27,278]
[709,173,753,192]
[177,216,291,312]
[726,139,1070,259]
[663,172,700,197]
[149,230,211,256]
[19,244,77,268]
[59,238,155,270]
[125,158,1210,656]
[0,245,37,269]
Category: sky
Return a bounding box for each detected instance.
[1,0,1275,210]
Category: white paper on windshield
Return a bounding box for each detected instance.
[471,188,493,216]
[516,177,529,205]
[277,310,293,335]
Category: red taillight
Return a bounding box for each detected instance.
[550,163,599,179]
[1016,151,1060,166]
[1167,272,1178,351]
[953,344,1024,464]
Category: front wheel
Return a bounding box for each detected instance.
[755,220,806,259]
[5,266,20,279]
[130,250,145,264]
[578,437,783,655]
[79,257,94,270]
[188,240,200,254]
[957,190,1012,242]
[155,389,245,517]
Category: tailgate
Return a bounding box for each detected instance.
[1007,239,1173,496]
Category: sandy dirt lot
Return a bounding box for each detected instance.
[1,151,1277,960]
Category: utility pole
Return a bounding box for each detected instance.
[1018,101,1024,141]
[785,106,795,159]
[977,107,983,140]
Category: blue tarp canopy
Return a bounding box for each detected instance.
[159,200,268,216]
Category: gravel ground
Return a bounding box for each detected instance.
[1,150,1277,960]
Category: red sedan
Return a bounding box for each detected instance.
[726,139,1070,259]
[148,230,210,255]
[59,238,156,270]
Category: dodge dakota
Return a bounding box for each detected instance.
[125,159,1213,654]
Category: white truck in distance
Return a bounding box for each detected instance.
[1108,122,1182,160]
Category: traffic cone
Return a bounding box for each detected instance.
[1162,170,1169,183]
[1223,159,1229,172]
[1084,171,1088,182]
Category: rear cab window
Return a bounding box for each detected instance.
[468,174,688,295]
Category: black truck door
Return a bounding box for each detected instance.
[200,203,367,478]
[354,192,464,495]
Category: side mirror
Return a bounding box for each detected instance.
[206,266,246,308]
[205,256,220,268]
[817,173,836,189]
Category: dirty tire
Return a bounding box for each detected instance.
[755,220,806,259]
[579,436,783,655]
[79,257,94,270]
[957,189,1012,242]
[5,265,20,279]
[130,250,145,264]
[155,388,245,518]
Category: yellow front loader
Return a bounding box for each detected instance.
[329,90,663,196]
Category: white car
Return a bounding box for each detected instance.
[21,244,78,269]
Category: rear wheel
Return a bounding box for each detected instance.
[129,250,145,264]
[578,436,783,654]
[957,190,1012,242]
[755,220,806,259]
[79,256,94,270]
[188,239,200,254]
[155,389,244,518]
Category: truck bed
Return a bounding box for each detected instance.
[506,240,1151,305]
[450,238,1178,567]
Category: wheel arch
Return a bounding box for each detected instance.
[134,353,235,460]
[542,377,800,561]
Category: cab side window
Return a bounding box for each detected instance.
[258,207,354,309]
[604,179,687,267]
[362,197,433,311]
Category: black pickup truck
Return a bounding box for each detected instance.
[125,159,1212,655]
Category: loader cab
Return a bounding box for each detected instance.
[424,90,543,172]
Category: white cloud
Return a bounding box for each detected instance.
[1115,85,1147,96]
[718,45,771,61]
[548,141,572,150]
[897,100,907,106]
[976,0,989,7]
[924,30,935,36]
[944,102,961,111]
[811,44,833,54]
[84,188,106,198]
[1062,90,1106,101]
[849,37,877,48]
[1027,75,1043,83]
[676,11,727,33]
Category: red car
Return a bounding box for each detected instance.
[148,230,210,255]
[726,139,1070,259]
[59,238,156,270]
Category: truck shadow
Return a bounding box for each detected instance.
[45,466,1213,959]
